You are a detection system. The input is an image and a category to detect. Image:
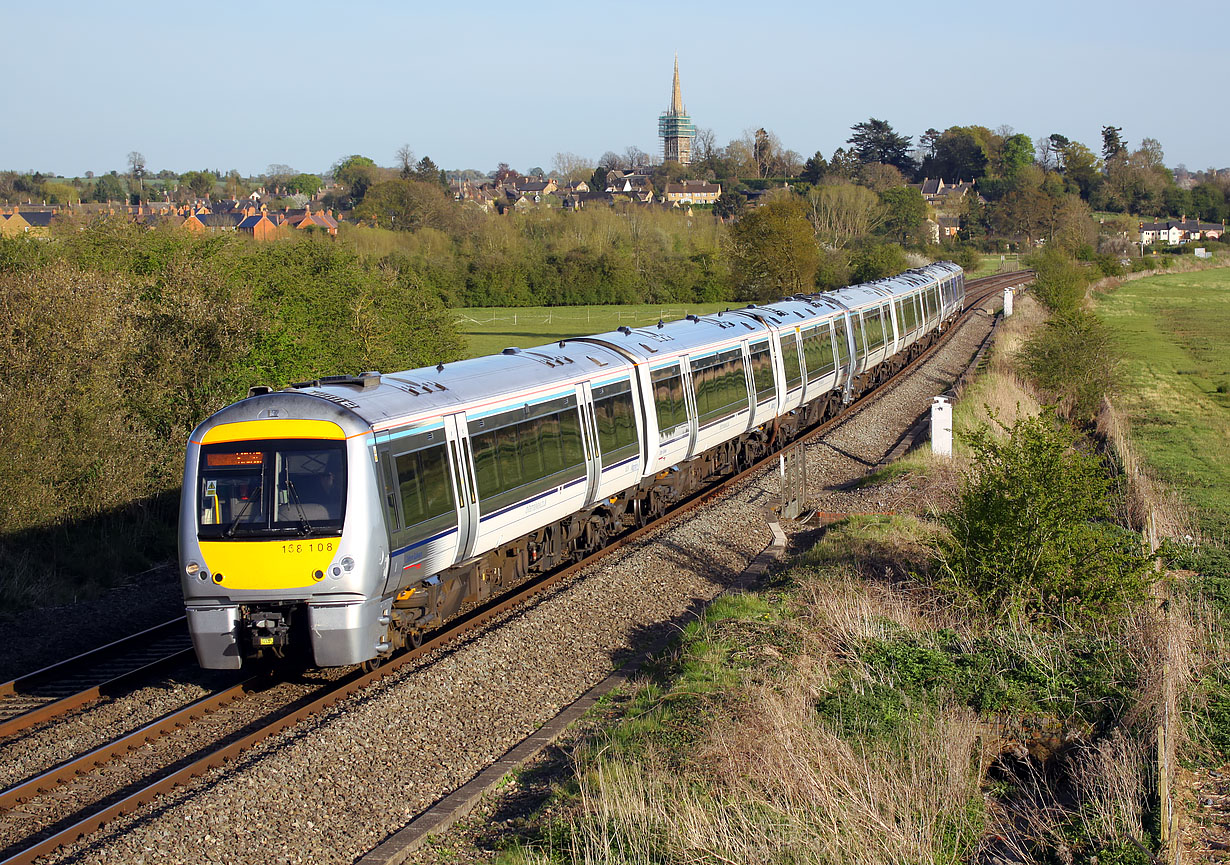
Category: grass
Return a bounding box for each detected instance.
[453,302,733,358]
[968,253,1025,280]
[1094,269,1230,540]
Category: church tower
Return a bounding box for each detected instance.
[658,55,695,165]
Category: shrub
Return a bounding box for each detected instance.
[937,412,1149,627]
[1019,310,1121,420]
[849,241,907,283]
[1024,248,1090,313]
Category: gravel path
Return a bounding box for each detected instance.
[17,302,998,865]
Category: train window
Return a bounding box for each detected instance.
[848,313,867,357]
[749,340,775,404]
[802,324,835,382]
[834,317,851,367]
[882,304,895,344]
[197,439,346,538]
[395,444,455,531]
[592,379,638,465]
[468,395,586,513]
[690,348,748,427]
[779,332,803,390]
[901,294,917,332]
[651,365,689,440]
[863,308,885,351]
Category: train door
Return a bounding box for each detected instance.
[680,361,700,458]
[577,381,603,504]
[443,413,479,561]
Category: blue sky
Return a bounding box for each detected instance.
[3,0,1224,178]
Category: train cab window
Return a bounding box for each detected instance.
[802,323,835,382]
[651,364,689,440]
[690,348,748,427]
[469,395,586,513]
[197,439,346,538]
[779,332,803,391]
[749,340,776,404]
[395,444,454,531]
[592,379,638,465]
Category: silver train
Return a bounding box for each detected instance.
[180,262,965,668]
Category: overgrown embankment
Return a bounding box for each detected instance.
[0,223,463,609]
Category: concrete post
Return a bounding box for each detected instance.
[931,396,953,457]
[1003,286,1014,317]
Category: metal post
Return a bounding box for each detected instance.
[930,396,952,457]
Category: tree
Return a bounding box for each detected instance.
[879,186,926,244]
[91,173,126,203]
[997,133,1035,182]
[925,128,988,181]
[1101,125,1126,162]
[847,118,913,174]
[1058,141,1100,199]
[828,147,858,180]
[598,151,623,172]
[807,183,885,248]
[850,242,907,282]
[396,144,416,179]
[182,170,218,197]
[920,128,942,159]
[493,162,517,184]
[714,191,747,222]
[353,178,455,232]
[726,198,819,301]
[332,154,378,202]
[623,146,648,168]
[552,152,593,184]
[413,156,443,188]
[285,173,323,197]
[127,151,146,202]
[856,162,906,193]
[800,151,828,185]
[590,166,609,192]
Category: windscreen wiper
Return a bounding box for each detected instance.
[225,483,262,537]
[283,476,316,536]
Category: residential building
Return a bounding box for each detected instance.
[663,180,721,206]
[1139,216,1224,245]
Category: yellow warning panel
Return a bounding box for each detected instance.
[199,538,341,590]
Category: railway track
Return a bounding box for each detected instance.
[0,271,1030,865]
[0,619,193,740]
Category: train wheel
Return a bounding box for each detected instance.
[408,629,423,649]
[361,656,384,673]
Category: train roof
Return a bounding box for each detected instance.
[571,307,773,364]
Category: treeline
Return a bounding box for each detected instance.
[0,223,462,607]
[340,196,732,307]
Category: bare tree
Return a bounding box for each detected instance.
[623,145,649,168]
[396,144,416,179]
[807,183,886,249]
[551,152,593,184]
[694,127,717,164]
[599,151,623,171]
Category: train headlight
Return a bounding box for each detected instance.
[341,557,355,572]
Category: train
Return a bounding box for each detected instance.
[179,262,965,669]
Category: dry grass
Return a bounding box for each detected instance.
[1097,399,1196,539]
[546,680,983,865]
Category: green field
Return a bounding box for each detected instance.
[969,253,1025,279]
[1095,269,1230,538]
[453,302,734,358]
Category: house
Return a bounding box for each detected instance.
[283,204,338,235]
[508,176,558,196]
[183,211,243,233]
[938,216,960,238]
[663,180,721,206]
[0,210,55,237]
[916,177,978,210]
[237,209,281,242]
[1139,216,1224,245]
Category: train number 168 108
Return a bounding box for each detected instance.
[282,541,335,554]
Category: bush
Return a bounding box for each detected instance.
[1024,248,1090,313]
[950,246,981,273]
[1020,310,1121,420]
[937,413,1149,627]
[849,241,907,283]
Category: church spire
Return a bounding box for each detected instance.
[671,53,683,115]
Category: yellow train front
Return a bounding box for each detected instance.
[179,385,391,669]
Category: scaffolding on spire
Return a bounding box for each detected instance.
[658,54,695,165]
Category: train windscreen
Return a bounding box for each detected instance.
[197,439,346,538]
